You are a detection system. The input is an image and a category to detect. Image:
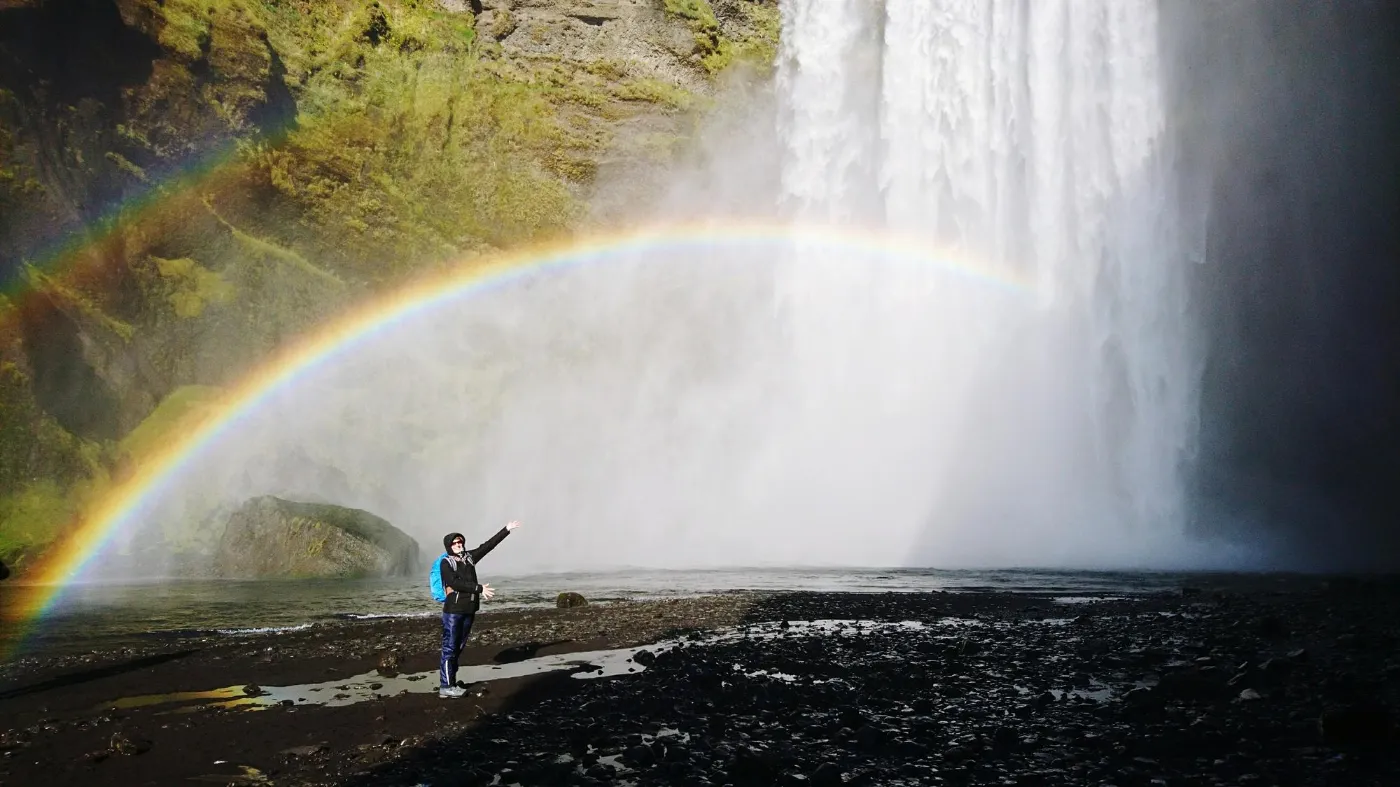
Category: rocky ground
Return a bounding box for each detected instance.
[1,581,1398,786]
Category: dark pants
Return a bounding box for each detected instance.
[440,612,475,688]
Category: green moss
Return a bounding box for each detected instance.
[22,266,136,340]
[548,152,599,184]
[206,201,345,287]
[116,384,225,463]
[0,362,96,484]
[120,0,675,288]
[0,481,77,568]
[254,34,589,274]
[583,59,629,81]
[115,123,153,149]
[664,0,720,30]
[636,132,690,163]
[151,255,236,317]
[156,0,220,61]
[727,3,781,72]
[393,3,475,51]
[613,78,700,111]
[106,151,149,182]
[0,359,108,570]
[663,0,724,70]
[663,0,779,76]
[2,0,748,560]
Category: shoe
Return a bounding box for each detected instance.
[438,686,466,698]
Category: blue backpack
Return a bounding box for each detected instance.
[428,553,448,603]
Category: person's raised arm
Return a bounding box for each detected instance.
[468,520,520,563]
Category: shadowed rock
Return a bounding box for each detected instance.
[212,496,420,579]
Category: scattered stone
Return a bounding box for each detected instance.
[377,651,401,677]
[557,592,589,609]
[6,585,1400,786]
[109,732,152,756]
[280,743,328,757]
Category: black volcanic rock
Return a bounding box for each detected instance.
[226,584,1400,787]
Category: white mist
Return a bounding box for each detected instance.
[126,0,1227,576]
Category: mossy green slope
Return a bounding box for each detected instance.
[0,0,781,575]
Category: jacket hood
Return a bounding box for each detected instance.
[443,532,465,552]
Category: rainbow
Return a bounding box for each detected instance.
[0,221,1030,659]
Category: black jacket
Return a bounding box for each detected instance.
[439,526,510,614]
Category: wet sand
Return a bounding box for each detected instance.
[1,581,1397,785]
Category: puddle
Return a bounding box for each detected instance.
[90,618,1023,714]
[99,640,677,714]
[1050,596,1131,604]
[104,686,253,710]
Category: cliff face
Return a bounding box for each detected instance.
[0,0,779,573]
[1160,1,1400,565]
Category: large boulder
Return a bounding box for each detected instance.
[213,496,420,579]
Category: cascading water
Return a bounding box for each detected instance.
[109,0,1221,577]
[767,0,1201,566]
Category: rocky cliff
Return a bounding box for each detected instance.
[0,0,779,573]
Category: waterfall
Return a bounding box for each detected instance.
[770,0,1200,566]
[108,0,1217,576]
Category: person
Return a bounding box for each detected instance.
[436,520,520,698]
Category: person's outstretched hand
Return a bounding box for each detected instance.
[481,583,496,601]
[505,520,522,532]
